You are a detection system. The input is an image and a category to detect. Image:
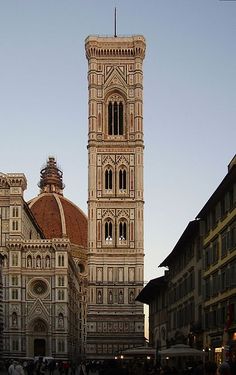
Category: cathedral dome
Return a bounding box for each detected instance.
[28,157,87,248]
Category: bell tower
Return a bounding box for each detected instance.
[85,35,146,359]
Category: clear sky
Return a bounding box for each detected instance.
[0,0,235,284]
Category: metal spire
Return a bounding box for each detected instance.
[114,7,117,37]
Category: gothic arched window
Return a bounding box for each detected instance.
[58,255,64,267]
[119,221,127,241]
[119,168,127,190]
[105,168,113,190]
[107,96,124,136]
[12,207,19,217]
[58,289,65,300]
[105,220,113,242]
[58,276,65,286]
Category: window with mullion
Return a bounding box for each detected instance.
[114,102,118,135]
[108,100,124,135]
[105,220,113,241]
[105,168,113,190]
[119,221,127,241]
[119,169,127,190]
[108,102,113,135]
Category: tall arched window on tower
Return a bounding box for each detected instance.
[105,220,113,244]
[105,167,113,190]
[119,168,127,191]
[119,220,127,243]
[107,95,124,136]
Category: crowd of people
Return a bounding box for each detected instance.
[2,356,236,375]
[155,359,236,375]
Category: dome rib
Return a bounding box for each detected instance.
[54,193,67,237]
[29,193,87,248]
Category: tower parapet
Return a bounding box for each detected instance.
[85,35,146,59]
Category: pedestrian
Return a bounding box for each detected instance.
[204,361,217,375]
[48,360,56,375]
[77,361,87,375]
[8,361,18,375]
[26,360,35,375]
[35,358,46,375]
[8,361,24,375]
[228,357,236,374]
[218,362,231,375]
[15,361,25,375]
[88,362,99,375]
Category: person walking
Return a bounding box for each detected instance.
[204,361,217,375]
[218,362,231,375]
[8,361,24,375]
[77,361,87,375]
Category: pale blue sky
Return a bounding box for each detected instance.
[0,0,235,283]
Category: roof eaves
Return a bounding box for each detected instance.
[196,164,236,219]
[159,220,199,267]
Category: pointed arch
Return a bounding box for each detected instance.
[106,92,125,136]
[105,167,113,190]
[119,167,127,191]
[104,218,113,244]
[33,318,47,333]
[119,219,127,241]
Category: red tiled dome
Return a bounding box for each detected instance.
[29,193,87,248]
[28,157,87,248]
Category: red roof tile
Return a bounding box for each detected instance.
[29,193,87,248]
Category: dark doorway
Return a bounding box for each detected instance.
[34,339,46,356]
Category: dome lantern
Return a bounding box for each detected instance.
[38,156,65,195]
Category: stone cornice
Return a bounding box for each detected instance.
[85,35,146,60]
[6,238,70,250]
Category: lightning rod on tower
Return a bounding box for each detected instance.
[114,7,117,37]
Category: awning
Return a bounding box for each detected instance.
[122,346,156,356]
[159,344,205,357]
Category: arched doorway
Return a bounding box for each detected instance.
[34,338,46,356]
[32,319,48,357]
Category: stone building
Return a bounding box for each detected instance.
[0,32,148,361]
[137,157,236,364]
[159,220,203,350]
[85,34,146,358]
[0,253,4,361]
[138,220,203,352]
[196,155,236,362]
[136,276,167,352]
[0,158,88,361]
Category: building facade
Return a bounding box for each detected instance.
[159,220,204,350]
[0,160,88,361]
[136,276,167,353]
[0,253,4,362]
[197,156,236,362]
[138,221,203,352]
[137,157,236,364]
[85,35,146,358]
